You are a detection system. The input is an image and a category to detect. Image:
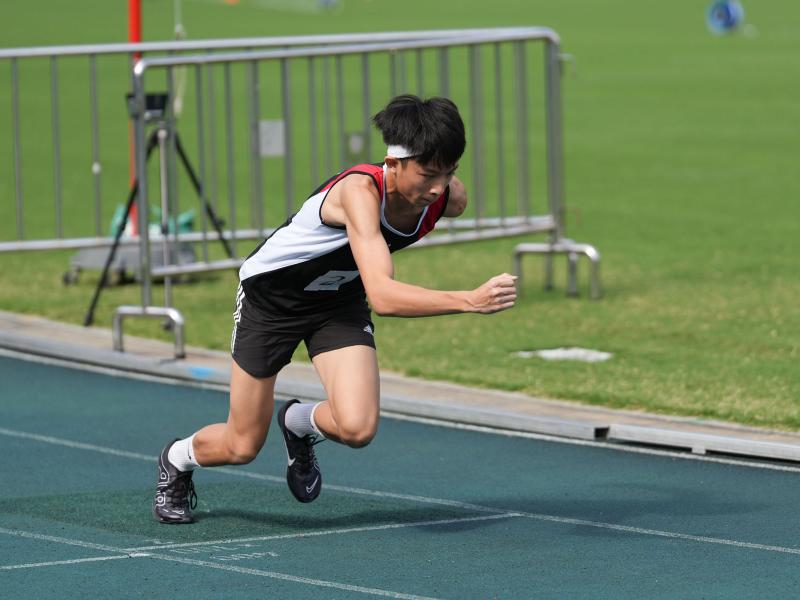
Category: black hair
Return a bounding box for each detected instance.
[371,95,466,167]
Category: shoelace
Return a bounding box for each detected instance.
[165,471,198,510]
[293,436,323,472]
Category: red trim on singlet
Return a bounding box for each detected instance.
[320,164,385,196]
[321,163,448,242]
[418,191,448,239]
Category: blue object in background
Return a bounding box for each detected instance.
[706,0,745,34]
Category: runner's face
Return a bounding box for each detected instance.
[395,159,458,208]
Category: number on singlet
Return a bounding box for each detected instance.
[303,270,361,291]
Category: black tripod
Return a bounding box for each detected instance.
[83,124,232,326]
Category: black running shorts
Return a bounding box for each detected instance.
[231,286,376,379]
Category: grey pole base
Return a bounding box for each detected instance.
[112,305,186,359]
[514,239,602,299]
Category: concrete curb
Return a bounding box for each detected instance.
[2,309,800,462]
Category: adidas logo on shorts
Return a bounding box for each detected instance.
[363,324,373,335]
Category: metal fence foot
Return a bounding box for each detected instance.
[112,305,186,359]
[513,239,602,299]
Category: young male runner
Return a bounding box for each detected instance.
[154,94,517,523]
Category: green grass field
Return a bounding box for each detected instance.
[1,0,798,428]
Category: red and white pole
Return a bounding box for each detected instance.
[127,0,142,235]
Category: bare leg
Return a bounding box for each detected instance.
[311,345,380,448]
[191,360,277,466]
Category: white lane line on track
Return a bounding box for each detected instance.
[0,555,144,570]
[0,528,440,600]
[0,427,504,512]
[512,514,800,555]
[5,346,800,474]
[0,427,155,462]
[0,526,129,553]
[3,426,800,559]
[152,555,442,599]
[125,513,522,551]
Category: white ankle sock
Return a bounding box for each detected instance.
[168,434,200,471]
[285,402,325,438]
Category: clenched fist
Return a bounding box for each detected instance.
[468,273,518,314]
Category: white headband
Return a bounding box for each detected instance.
[386,144,416,159]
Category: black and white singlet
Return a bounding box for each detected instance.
[239,163,449,315]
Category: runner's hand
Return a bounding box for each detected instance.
[468,273,517,314]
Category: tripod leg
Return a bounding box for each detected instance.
[174,133,234,259]
[83,182,137,326]
[83,131,160,327]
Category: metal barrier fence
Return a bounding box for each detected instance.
[0,29,600,358]
[0,30,491,252]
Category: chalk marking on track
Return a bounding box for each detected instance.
[0,527,440,600]
[125,513,521,552]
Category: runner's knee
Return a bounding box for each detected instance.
[337,418,378,448]
[226,437,263,464]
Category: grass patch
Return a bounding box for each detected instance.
[1,0,799,429]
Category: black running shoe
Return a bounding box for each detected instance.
[153,438,198,524]
[277,399,322,503]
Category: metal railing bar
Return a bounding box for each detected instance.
[468,44,484,230]
[544,42,564,241]
[132,30,560,73]
[50,56,63,238]
[361,53,371,162]
[308,56,319,189]
[246,60,263,232]
[416,48,424,96]
[389,51,397,99]
[514,41,530,219]
[89,55,103,236]
[206,62,219,213]
[323,57,333,176]
[148,220,557,278]
[0,28,557,59]
[0,215,555,253]
[11,58,24,240]
[438,47,449,98]
[336,55,346,169]
[397,51,407,93]
[131,75,153,307]
[194,64,210,263]
[281,58,294,221]
[494,43,506,225]
[223,62,238,256]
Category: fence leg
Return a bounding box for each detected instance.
[513,251,524,295]
[567,252,579,297]
[589,258,602,300]
[514,240,602,299]
[544,254,554,291]
[112,305,186,359]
